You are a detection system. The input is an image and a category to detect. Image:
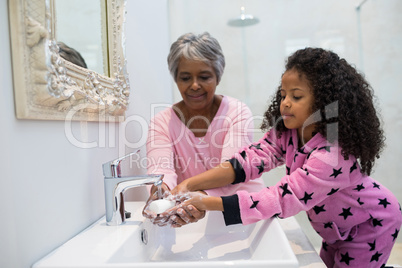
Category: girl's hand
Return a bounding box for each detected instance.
[161,191,207,228]
[160,192,223,228]
[168,204,206,228]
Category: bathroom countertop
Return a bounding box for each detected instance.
[278,217,326,268]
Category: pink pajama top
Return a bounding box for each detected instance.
[146,95,265,196]
[223,128,401,244]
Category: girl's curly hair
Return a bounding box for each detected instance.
[261,47,385,175]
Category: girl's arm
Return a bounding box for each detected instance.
[171,161,236,195]
[183,193,224,211]
[162,192,224,221]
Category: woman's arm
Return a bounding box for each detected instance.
[146,115,179,190]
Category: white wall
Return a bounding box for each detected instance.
[0,1,171,268]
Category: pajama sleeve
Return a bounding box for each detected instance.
[223,132,357,225]
[204,101,257,197]
[229,130,286,184]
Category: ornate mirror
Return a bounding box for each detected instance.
[9,0,130,121]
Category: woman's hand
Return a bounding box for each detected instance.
[170,179,191,196]
[142,182,171,226]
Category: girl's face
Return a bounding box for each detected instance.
[280,68,316,143]
[176,57,218,112]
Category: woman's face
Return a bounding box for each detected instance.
[176,57,218,112]
[280,68,315,142]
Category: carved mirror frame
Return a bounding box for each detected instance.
[9,0,130,121]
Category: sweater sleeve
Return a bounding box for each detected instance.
[219,98,253,162]
[146,113,178,191]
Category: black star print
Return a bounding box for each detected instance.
[318,146,331,152]
[240,150,247,160]
[392,229,399,241]
[327,188,339,195]
[345,234,354,242]
[340,252,355,265]
[322,241,328,251]
[286,166,290,175]
[353,183,365,192]
[373,182,381,189]
[281,146,286,154]
[303,167,309,175]
[339,207,353,220]
[350,161,357,173]
[272,212,281,218]
[313,205,326,215]
[368,240,376,251]
[288,137,294,147]
[378,198,391,208]
[250,196,259,209]
[330,167,343,178]
[357,197,364,205]
[299,192,314,204]
[279,183,292,197]
[293,153,299,162]
[370,251,383,262]
[256,160,265,174]
[307,148,317,159]
[264,138,273,145]
[298,148,307,154]
[324,222,333,229]
[249,143,263,150]
[372,218,383,227]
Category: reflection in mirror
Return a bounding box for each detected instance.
[9,0,130,122]
[54,0,108,75]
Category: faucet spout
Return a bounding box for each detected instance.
[102,151,164,225]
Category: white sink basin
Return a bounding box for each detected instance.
[33,202,298,267]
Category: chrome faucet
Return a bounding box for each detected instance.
[102,150,164,226]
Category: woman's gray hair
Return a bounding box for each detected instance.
[167,32,225,83]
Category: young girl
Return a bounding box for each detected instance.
[164,48,402,267]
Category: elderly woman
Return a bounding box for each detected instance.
[143,32,264,227]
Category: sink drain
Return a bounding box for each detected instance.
[141,229,148,245]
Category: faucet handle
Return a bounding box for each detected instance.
[102,150,140,178]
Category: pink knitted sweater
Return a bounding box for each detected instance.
[146,95,265,196]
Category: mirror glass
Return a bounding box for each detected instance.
[54,0,108,75]
[9,0,129,121]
